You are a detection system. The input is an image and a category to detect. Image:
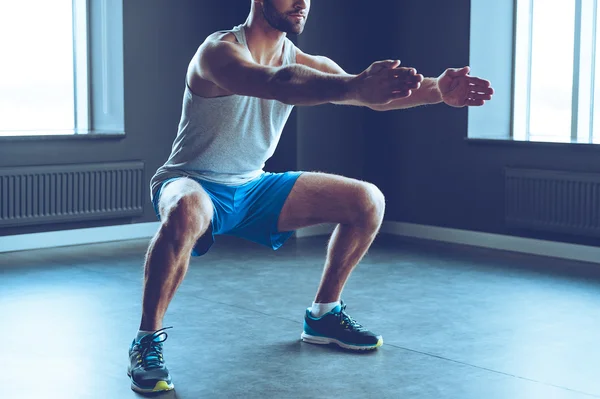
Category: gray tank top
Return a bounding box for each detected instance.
[150,24,296,198]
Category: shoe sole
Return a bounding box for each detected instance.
[300,332,383,351]
[127,371,175,393]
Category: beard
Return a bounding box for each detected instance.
[262,0,305,35]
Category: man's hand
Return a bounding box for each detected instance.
[437,66,493,107]
[351,60,424,106]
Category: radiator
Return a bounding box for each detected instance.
[505,167,600,236]
[0,161,144,227]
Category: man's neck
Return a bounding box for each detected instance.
[243,17,287,66]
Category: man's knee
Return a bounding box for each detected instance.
[161,191,212,247]
[352,183,386,228]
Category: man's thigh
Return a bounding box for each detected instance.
[157,177,214,222]
[277,172,384,232]
[154,177,218,256]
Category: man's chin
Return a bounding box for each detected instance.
[287,24,305,35]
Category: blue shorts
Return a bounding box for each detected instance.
[152,171,304,256]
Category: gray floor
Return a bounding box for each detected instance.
[1,234,600,399]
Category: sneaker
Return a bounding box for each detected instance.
[301,301,383,350]
[127,327,175,393]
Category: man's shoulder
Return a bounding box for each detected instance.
[197,31,247,62]
[204,30,239,46]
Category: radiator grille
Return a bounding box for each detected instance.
[0,161,144,227]
[505,167,600,236]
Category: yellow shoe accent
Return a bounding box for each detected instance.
[153,381,173,392]
[375,337,383,348]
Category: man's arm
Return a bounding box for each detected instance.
[375,67,494,109]
[294,50,365,106]
[295,48,437,111]
[373,68,494,110]
[370,78,443,111]
[199,39,353,106]
[197,37,409,107]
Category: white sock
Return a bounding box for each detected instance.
[136,330,155,341]
[310,301,340,318]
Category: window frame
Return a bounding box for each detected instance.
[467,0,600,146]
[73,0,91,133]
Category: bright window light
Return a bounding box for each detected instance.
[528,1,575,142]
[0,0,75,135]
[514,0,600,144]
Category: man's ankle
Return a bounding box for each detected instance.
[310,301,341,317]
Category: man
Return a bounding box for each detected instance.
[127,0,494,393]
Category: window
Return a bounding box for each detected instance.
[469,0,600,144]
[514,0,598,143]
[0,0,124,137]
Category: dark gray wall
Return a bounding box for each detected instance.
[296,1,370,179]
[295,1,417,181]
[365,0,600,246]
[0,0,296,236]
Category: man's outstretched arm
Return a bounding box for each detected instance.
[295,48,429,110]
[369,78,442,111]
[375,66,494,111]
[197,38,416,107]
[295,49,493,110]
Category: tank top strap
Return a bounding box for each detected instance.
[231,24,248,48]
[282,37,297,65]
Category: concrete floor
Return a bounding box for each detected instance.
[1,233,600,399]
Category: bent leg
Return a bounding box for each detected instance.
[140,178,214,331]
[277,172,385,303]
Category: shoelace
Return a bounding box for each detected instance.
[136,326,172,369]
[337,304,365,331]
